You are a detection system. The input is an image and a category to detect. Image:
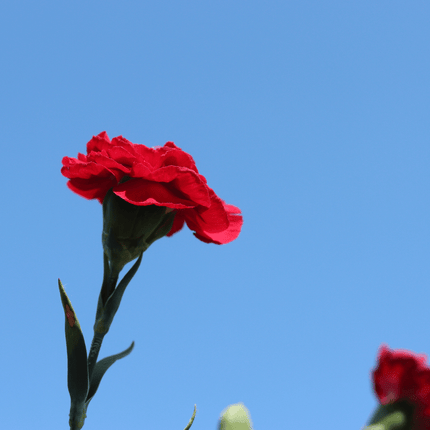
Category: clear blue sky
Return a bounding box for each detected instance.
[1,1,430,429]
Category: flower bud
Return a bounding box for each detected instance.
[218,403,253,430]
[102,187,175,273]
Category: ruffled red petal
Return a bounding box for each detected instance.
[184,190,229,234]
[159,148,199,173]
[113,178,198,209]
[85,152,131,182]
[86,131,112,154]
[62,155,121,202]
[166,211,186,237]
[147,166,210,207]
[192,202,242,244]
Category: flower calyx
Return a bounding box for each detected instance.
[102,186,176,273]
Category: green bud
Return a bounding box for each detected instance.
[218,403,253,430]
[102,187,175,273]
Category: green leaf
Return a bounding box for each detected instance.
[183,405,197,430]
[86,341,135,405]
[58,279,89,429]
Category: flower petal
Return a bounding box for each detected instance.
[159,147,199,173]
[146,166,211,207]
[193,203,243,244]
[62,156,119,202]
[166,211,186,237]
[113,178,198,209]
[85,152,131,182]
[194,217,243,245]
[86,131,112,153]
[183,188,230,234]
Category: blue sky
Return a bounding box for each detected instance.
[1,1,430,429]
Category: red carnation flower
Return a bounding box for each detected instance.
[372,344,430,429]
[61,131,242,245]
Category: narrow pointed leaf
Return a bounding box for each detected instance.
[86,341,135,404]
[58,279,89,429]
[183,405,197,430]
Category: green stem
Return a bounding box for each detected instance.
[87,332,105,381]
[100,267,120,308]
[88,255,119,381]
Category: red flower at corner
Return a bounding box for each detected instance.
[372,344,430,429]
[61,132,243,244]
